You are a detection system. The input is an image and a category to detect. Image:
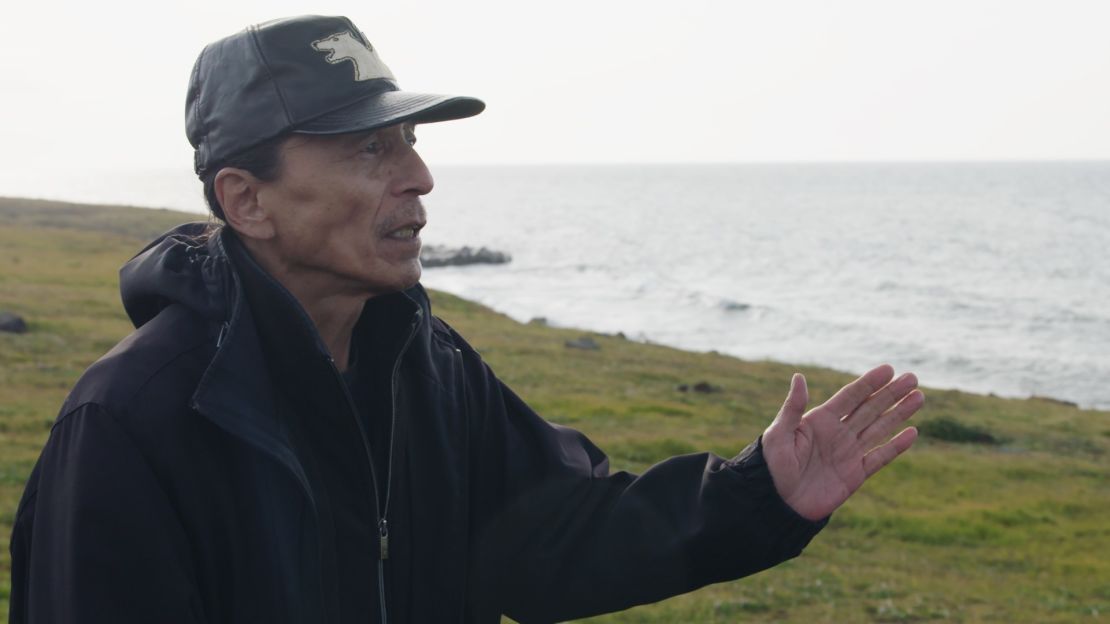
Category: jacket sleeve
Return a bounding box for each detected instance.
[459,346,828,623]
[9,403,205,624]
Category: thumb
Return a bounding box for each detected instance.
[774,373,808,431]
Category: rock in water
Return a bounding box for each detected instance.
[720,299,751,312]
[421,245,511,268]
[0,311,28,333]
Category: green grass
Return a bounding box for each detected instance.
[2,198,1108,623]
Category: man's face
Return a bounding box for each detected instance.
[254,123,433,299]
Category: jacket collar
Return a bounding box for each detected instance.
[188,230,302,484]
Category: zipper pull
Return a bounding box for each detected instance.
[215,321,230,349]
[379,518,389,560]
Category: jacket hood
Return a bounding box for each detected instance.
[120,222,235,328]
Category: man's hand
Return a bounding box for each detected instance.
[761,365,923,521]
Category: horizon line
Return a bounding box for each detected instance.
[33,157,1110,174]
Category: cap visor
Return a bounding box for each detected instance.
[294,90,484,134]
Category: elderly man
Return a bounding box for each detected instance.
[9,14,922,624]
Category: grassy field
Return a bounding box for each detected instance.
[1,197,1107,622]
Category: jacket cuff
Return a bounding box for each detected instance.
[722,435,830,535]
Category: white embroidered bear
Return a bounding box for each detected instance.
[311,31,395,82]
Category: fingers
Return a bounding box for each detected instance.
[774,373,809,431]
[820,364,895,417]
[857,389,924,446]
[843,372,920,435]
[862,426,918,477]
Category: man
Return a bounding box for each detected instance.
[9,14,922,624]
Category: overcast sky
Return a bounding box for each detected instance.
[2,0,1109,174]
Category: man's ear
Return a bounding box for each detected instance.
[215,167,276,240]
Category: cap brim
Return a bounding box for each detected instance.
[293,90,485,135]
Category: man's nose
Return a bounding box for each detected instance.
[392,143,435,197]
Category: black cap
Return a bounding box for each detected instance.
[186,15,485,175]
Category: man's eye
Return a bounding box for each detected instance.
[362,141,382,154]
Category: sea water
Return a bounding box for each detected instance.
[3,162,1107,409]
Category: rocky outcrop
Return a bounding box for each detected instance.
[676,381,723,394]
[0,311,27,333]
[564,336,600,350]
[421,245,511,268]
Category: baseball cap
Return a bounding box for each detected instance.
[186,15,485,175]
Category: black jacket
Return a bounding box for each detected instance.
[9,224,826,623]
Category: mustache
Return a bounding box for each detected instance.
[376,198,427,235]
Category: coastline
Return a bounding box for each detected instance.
[1,194,1097,410]
[425,280,1100,412]
[9,160,1110,412]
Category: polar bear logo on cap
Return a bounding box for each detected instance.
[311,31,395,82]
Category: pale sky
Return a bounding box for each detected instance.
[2,0,1109,174]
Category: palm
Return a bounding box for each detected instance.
[761,365,923,521]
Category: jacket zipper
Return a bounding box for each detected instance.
[329,306,422,624]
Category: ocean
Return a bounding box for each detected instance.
[3,162,1107,409]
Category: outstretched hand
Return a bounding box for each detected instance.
[761,365,923,521]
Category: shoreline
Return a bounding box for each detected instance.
[421,275,1098,412]
[1,194,1101,412]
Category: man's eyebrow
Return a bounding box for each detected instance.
[340,130,377,146]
